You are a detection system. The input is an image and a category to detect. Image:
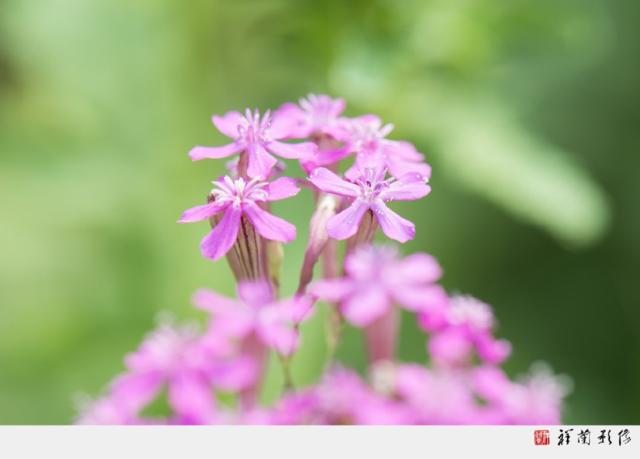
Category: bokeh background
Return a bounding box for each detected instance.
[1,0,639,424]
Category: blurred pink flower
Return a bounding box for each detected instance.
[276,94,346,139]
[338,115,432,180]
[310,245,447,326]
[193,281,314,356]
[422,295,511,366]
[108,322,245,424]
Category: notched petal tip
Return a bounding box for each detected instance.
[266,177,301,201]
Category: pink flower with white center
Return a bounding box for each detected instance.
[276,94,352,172]
[339,115,432,180]
[193,281,314,356]
[308,166,430,243]
[421,295,511,366]
[310,245,448,326]
[276,94,346,139]
[189,108,317,179]
[178,175,300,261]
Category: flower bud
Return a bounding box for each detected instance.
[297,193,338,293]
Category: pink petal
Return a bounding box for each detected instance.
[268,140,316,159]
[246,144,278,179]
[287,295,315,324]
[191,288,239,314]
[387,158,432,181]
[210,355,258,392]
[168,371,217,424]
[110,372,163,414]
[345,152,387,181]
[300,146,352,173]
[395,284,449,313]
[330,97,347,117]
[371,199,415,243]
[342,286,390,327]
[379,173,431,201]
[357,114,383,127]
[326,199,369,240]
[212,111,244,138]
[257,306,299,356]
[177,202,227,223]
[205,308,255,341]
[308,167,360,197]
[476,335,511,364]
[188,143,243,160]
[266,177,301,201]
[238,280,274,307]
[429,330,473,366]
[272,296,315,324]
[381,140,423,161]
[200,206,242,260]
[308,278,355,303]
[472,366,512,403]
[243,201,296,242]
[385,253,442,285]
[271,103,306,139]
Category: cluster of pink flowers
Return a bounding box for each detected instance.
[76,95,569,425]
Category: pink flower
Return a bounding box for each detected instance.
[421,295,511,366]
[189,108,317,178]
[76,318,258,425]
[178,176,300,260]
[193,281,314,356]
[503,364,571,424]
[275,94,354,173]
[108,322,228,424]
[339,115,432,180]
[391,364,482,424]
[283,367,412,425]
[310,245,448,326]
[276,94,346,139]
[308,167,430,242]
[473,364,570,424]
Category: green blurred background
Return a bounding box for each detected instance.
[1,0,638,424]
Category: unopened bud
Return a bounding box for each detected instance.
[297,194,338,293]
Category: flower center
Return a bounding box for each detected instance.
[237,108,272,145]
[349,120,394,153]
[301,95,337,128]
[354,168,392,202]
[211,176,269,207]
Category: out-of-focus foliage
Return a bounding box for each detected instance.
[0,0,638,423]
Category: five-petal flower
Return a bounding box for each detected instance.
[339,115,432,180]
[308,166,430,242]
[189,108,317,179]
[193,281,314,356]
[275,94,346,139]
[310,245,448,326]
[178,176,300,260]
